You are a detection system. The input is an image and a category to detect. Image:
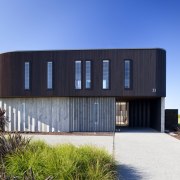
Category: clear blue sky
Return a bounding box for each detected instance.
[0,0,179,112]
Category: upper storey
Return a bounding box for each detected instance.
[0,48,166,98]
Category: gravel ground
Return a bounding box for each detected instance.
[23,133,114,154]
[115,128,180,180]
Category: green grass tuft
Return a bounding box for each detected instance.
[4,141,116,180]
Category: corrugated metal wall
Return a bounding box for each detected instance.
[0,97,115,132]
[69,97,115,132]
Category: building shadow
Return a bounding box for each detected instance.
[116,164,146,180]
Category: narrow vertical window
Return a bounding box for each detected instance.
[47,61,53,89]
[102,60,110,89]
[24,62,30,90]
[75,61,82,89]
[124,60,132,89]
[85,61,91,89]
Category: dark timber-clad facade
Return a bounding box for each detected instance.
[0,49,166,132]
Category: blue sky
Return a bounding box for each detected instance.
[0,0,179,111]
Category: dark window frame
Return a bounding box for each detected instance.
[124,59,133,90]
[47,61,54,90]
[75,60,83,90]
[85,60,92,89]
[102,59,111,90]
[24,61,31,91]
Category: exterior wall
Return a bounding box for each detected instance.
[0,97,69,132]
[124,98,164,132]
[0,49,166,98]
[0,97,115,132]
[69,97,115,132]
[128,100,151,127]
[149,98,161,131]
[0,48,166,132]
[156,51,166,96]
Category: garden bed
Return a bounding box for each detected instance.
[0,133,117,179]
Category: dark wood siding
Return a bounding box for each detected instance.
[156,49,166,96]
[0,49,166,98]
[128,98,161,131]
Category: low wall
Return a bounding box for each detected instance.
[165,109,178,130]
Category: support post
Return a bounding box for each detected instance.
[161,97,165,132]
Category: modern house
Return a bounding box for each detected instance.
[0,49,166,132]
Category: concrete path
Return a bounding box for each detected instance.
[23,134,114,153]
[115,129,180,180]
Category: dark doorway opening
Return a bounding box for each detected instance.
[115,98,162,132]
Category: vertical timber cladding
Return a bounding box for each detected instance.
[128,98,162,131]
[129,100,151,128]
[0,97,70,132]
[69,97,116,132]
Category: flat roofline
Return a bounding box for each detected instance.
[0,48,166,55]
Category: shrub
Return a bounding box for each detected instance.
[0,133,31,158]
[5,141,116,180]
[0,109,9,132]
[0,133,31,179]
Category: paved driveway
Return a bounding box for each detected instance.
[115,128,180,180]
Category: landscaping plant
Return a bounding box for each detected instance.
[0,133,31,158]
[0,133,116,179]
[5,141,117,180]
[0,109,9,132]
[0,133,31,179]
